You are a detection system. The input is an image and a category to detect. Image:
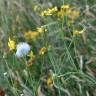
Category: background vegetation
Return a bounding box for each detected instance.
[0,0,96,96]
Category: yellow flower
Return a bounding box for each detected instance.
[8,37,16,50]
[57,5,80,20]
[30,31,39,39]
[47,77,54,87]
[61,4,70,9]
[41,10,49,16]
[24,31,39,40]
[39,47,47,55]
[28,51,35,60]
[48,7,57,14]
[24,28,47,41]
[37,27,47,33]
[69,10,80,19]
[41,7,57,16]
[57,4,71,18]
[27,51,35,67]
[34,5,39,11]
[58,10,65,18]
[73,29,85,36]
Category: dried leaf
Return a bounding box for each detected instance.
[37,85,45,96]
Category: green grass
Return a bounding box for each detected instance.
[0,0,96,96]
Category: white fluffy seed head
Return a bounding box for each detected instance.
[16,42,30,58]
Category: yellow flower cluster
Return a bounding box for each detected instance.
[58,4,80,19]
[27,51,35,67]
[8,38,16,50]
[24,31,39,40]
[58,5,70,18]
[41,4,80,20]
[24,27,46,40]
[69,10,80,20]
[41,7,58,16]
